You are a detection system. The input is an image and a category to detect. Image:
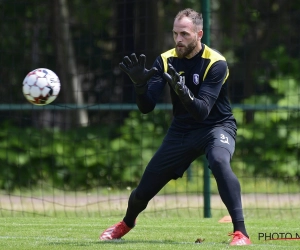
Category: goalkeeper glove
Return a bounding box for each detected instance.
[119,53,158,95]
[163,63,194,104]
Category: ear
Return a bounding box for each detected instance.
[198,30,203,40]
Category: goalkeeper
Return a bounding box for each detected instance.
[100,8,251,246]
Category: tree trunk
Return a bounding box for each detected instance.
[53,0,88,127]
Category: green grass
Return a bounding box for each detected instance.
[0,215,299,249]
[0,177,299,249]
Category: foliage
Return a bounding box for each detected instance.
[1,0,300,189]
[0,110,171,191]
[232,46,300,181]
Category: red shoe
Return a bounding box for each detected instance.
[229,231,251,245]
[100,221,134,240]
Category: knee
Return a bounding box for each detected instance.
[208,149,231,176]
[209,154,228,171]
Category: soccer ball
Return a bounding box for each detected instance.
[22,68,61,105]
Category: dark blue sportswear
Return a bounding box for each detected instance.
[123,44,246,232]
[136,43,237,135]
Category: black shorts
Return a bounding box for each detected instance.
[145,126,236,179]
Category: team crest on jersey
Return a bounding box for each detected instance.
[193,74,200,85]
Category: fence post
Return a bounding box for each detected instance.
[201,0,212,218]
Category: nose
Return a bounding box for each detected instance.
[175,34,183,43]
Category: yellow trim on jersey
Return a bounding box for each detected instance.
[202,46,229,84]
[160,46,229,84]
[161,49,177,73]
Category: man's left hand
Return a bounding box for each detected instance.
[163,63,194,103]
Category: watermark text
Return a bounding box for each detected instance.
[258,232,300,241]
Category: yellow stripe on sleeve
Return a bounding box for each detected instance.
[202,46,229,84]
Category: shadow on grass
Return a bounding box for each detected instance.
[46,239,229,247]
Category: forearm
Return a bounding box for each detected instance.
[135,72,165,114]
[180,96,211,121]
[136,92,156,114]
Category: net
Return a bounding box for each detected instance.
[0,0,299,219]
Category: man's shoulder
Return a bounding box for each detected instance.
[160,48,177,59]
[158,48,178,73]
[202,44,226,62]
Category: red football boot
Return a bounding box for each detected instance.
[229,231,251,245]
[100,221,134,240]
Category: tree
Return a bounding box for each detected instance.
[52,0,88,127]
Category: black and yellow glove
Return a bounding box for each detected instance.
[163,63,194,104]
[119,53,158,95]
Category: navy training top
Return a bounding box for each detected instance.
[135,44,237,134]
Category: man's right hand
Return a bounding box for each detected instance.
[119,53,158,94]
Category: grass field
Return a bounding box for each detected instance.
[0,177,299,249]
[0,215,299,250]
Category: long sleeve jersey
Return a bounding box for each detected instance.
[136,44,237,133]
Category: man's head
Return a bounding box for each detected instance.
[173,8,203,59]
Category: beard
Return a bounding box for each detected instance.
[175,39,198,59]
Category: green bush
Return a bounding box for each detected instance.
[1,105,299,191]
[0,111,170,191]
